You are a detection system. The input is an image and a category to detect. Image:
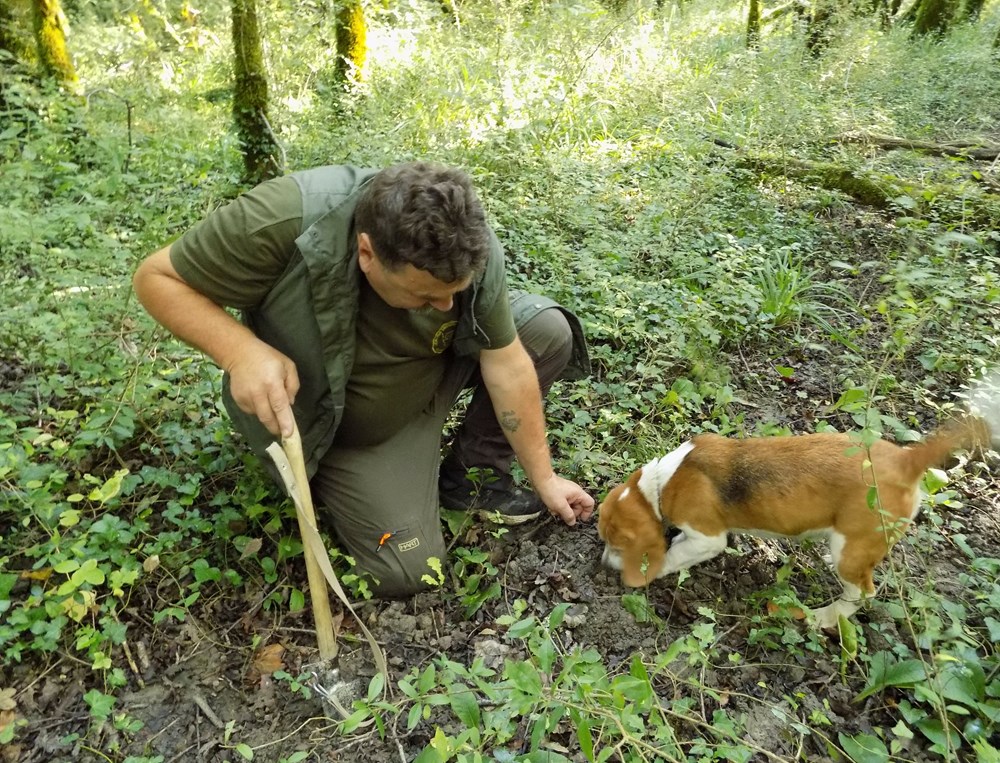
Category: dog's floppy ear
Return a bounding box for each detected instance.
[621,535,667,588]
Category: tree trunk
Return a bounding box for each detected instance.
[806,1,836,56]
[747,0,761,49]
[335,1,367,82]
[231,0,282,184]
[867,0,894,27]
[438,0,459,24]
[32,0,77,88]
[1,0,34,63]
[911,0,955,36]
[836,130,1000,160]
[960,0,984,21]
[761,0,810,27]
[732,152,1000,229]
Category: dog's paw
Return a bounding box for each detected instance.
[811,599,860,631]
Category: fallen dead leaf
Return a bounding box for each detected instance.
[62,590,98,622]
[331,610,344,639]
[766,601,807,620]
[251,643,286,679]
[0,706,22,760]
[0,688,16,712]
[239,537,263,560]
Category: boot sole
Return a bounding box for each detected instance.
[439,494,543,525]
[473,508,542,526]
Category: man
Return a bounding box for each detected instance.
[133,161,594,596]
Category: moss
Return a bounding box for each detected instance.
[32,0,77,87]
[912,0,956,36]
[738,154,895,208]
[231,0,281,183]
[335,1,367,81]
[747,0,761,49]
[1,0,35,62]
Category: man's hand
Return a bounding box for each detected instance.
[226,339,301,438]
[534,474,595,527]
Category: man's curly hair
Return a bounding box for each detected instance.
[354,162,492,284]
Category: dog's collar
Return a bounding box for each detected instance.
[645,466,667,524]
[637,440,695,524]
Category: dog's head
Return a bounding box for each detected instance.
[597,471,668,587]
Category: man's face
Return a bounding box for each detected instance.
[357,233,471,311]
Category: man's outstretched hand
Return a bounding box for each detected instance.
[535,474,595,527]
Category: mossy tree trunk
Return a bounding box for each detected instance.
[911,0,956,36]
[960,0,985,21]
[32,0,78,88]
[1,0,35,63]
[335,1,367,82]
[747,0,761,49]
[231,0,282,184]
[733,151,1000,230]
[806,0,836,55]
[438,0,458,24]
[866,0,894,27]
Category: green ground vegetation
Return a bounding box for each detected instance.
[2,0,1000,760]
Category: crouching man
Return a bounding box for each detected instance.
[133,161,594,595]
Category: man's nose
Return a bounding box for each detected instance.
[429,295,453,311]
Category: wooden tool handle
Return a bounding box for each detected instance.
[267,423,338,660]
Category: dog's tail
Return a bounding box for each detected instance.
[900,414,991,482]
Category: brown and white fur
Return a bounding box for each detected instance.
[597,417,989,629]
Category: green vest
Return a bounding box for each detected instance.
[222,165,515,477]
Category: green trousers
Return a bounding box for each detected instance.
[310,293,586,596]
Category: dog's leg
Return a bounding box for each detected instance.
[811,582,863,630]
[662,528,728,575]
[811,533,878,629]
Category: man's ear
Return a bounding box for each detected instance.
[357,232,373,272]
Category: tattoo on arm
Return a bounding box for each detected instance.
[499,410,521,433]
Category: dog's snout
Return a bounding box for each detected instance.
[601,544,623,571]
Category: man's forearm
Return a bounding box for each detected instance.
[480,344,556,488]
[134,244,301,437]
[133,245,256,371]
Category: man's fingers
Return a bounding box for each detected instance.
[551,500,577,527]
[284,361,300,406]
[267,384,295,439]
[574,492,596,522]
[539,478,594,527]
[227,346,299,437]
[250,388,281,436]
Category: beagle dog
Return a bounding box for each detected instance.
[597,417,989,629]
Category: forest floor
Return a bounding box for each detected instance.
[6,341,998,763]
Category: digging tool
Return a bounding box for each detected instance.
[265,422,388,685]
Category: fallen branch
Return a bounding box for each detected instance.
[734,153,896,208]
[762,0,809,25]
[837,130,1000,160]
[728,150,1000,229]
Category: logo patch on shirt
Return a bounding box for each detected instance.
[397,537,420,552]
[431,321,458,354]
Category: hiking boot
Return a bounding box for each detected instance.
[438,474,543,525]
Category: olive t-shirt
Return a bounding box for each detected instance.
[169,175,517,447]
